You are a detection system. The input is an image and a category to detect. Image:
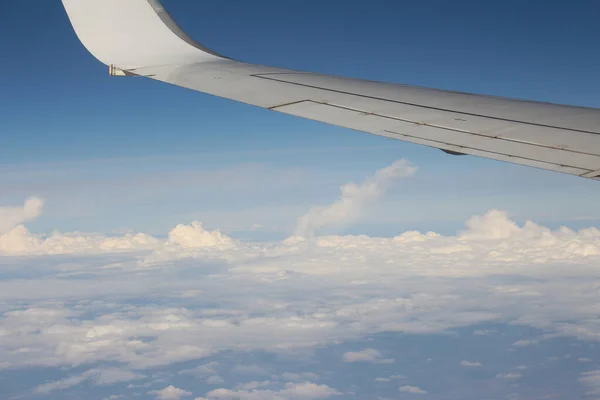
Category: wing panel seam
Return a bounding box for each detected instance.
[383,129,592,175]
[252,74,600,136]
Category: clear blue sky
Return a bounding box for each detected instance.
[1,0,600,236]
[2,0,600,163]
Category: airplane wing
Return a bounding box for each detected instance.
[61,0,600,181]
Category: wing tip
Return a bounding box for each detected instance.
[62,0,224,69]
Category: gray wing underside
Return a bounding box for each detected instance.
[62,0,600,180]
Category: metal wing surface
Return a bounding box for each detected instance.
[62,0,600,180]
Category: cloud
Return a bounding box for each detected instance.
[579,358,593,363]
[2,182,600,400]
[399,385,428,394]
[0,196,43,234]
[236,381,272,390]
[496,373,522,380]
[34,368,144,393]
[580,370,600,396]
[201,382,342,399]
[460,361,482,367]
[148,385,193,400]
[512,339,539,347]
[167,222,234,249]
[343,348,394,364]
[459,210,522,240]
[0,221,233,257]
[179,362,219,377]
[1,207,600,374]
[294,159,416,237]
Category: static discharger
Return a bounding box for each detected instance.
[109,65,133,77]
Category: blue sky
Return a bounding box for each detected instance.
[1,1,600,399]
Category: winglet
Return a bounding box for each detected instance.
[61,0,223,70]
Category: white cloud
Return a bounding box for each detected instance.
[579,357,593,363]
[375,377,391,382]
[0,221,233,257]
[2,182,600,395]
[0,225,160,256]
[459,210,522,240]
[34,368,144,393]
[460,361,482,367]
[179,362,219,377]
[0,196,43,234]
[294,159,416,237]
[166,222,234,249]
[343,348,394,364]
[399,385,428,394]
[148,385,193,400]
[236,381,272,390]
[1,207,600,373]
[512,339,539,347]
[496,373,522,380]
[580,370,600,396]
[201,382,341,399]
[34,374,87,394]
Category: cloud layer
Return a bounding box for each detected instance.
[1,159,600,399]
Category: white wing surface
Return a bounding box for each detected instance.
[62,0,600,180]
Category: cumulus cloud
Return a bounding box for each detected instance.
[200,382,341,399]
[294,159,416,237]
[167,222,234,249]
[0,221,233,257]
[343,348,394,364]
[149,385,193,400]
[0,225,160,256]
[460,361,482,367]
[399,385,427,394]
[0,196,43,233]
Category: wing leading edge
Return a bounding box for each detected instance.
[61,0,600,180]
